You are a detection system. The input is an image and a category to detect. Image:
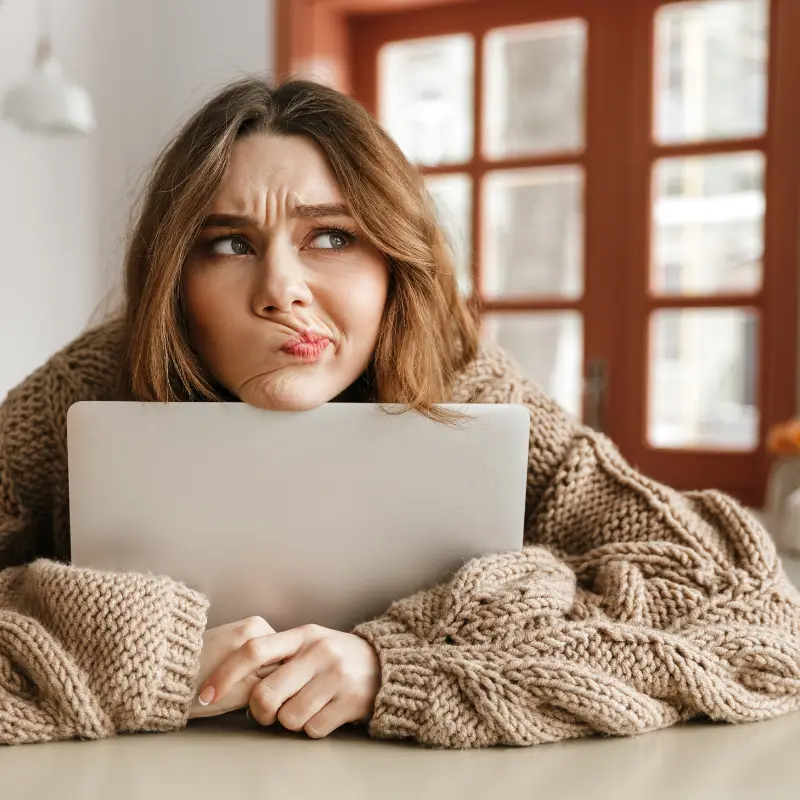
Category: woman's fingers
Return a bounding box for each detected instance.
[249,655,319,727]
[303,698,353,739]
[274,674,336,732]
[200,627,306,705]
[255,662,280,680]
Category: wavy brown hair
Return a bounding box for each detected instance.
[123,78,479,418]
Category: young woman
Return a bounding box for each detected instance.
[1,79,798,748]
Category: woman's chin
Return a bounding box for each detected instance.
[238,372,338,412]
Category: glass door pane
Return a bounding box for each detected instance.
[651,151,765,295]
[425,174,473,294]
[482,166,584,298]
[648,308,759,449]
[379,34,474,166]
[484,19,587,157]
[654,0,768,143]
[485,312,584,418]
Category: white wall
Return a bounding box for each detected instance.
[0,0,273,400]
[0,0,101,399]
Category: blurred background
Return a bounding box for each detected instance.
[1,0,799,514]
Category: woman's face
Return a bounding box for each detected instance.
[183,134,390,410]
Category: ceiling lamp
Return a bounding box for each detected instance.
[2,0,95,135]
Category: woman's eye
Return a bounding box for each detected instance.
[210,236,251,256]
[309,231,352,250]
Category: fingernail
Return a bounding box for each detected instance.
[198,686,215,706]
[245,709,252,721]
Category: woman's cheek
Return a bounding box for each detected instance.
[184,271,241,339]
[347,264,390,329]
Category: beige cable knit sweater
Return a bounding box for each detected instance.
[1,321,799,747]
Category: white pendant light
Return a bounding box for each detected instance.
[2,0,95,135]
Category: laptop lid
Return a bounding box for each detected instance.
[68,402,529,630]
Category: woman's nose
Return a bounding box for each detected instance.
[252,243,313,315]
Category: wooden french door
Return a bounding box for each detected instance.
[622,0,800,507]
[279,0,800,506]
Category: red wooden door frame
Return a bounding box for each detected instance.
[276,0,476,92]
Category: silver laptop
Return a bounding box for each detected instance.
[67,402,529,631]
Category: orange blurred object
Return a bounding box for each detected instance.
[768,419,800,455]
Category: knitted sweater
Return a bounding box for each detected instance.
[1,323,799,747]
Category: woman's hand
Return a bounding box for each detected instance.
[189,616,278,719]
[198,624,381,738]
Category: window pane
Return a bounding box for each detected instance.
[649,308,758,450]
[651,152,764,295]
[654,0,768,143]
[482,166,583,298]
[426,174,472,294]
[484,19,586,158]
[485,312,583,419]
[379,34,474,166]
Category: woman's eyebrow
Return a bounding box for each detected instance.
[201,214,258,229]
[201,204,352,230]
[292,203,351,219]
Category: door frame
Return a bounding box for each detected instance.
[276,0,473,93]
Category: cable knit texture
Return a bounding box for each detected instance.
[1,320,799,747]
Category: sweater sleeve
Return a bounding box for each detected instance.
[353,387,800,749]
[0,356,209,745]
[0,562,207,744]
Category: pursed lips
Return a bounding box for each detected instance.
[280,329,332,362]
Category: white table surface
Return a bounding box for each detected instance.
[5,709,800,800]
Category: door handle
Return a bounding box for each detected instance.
[585,357,608,433]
